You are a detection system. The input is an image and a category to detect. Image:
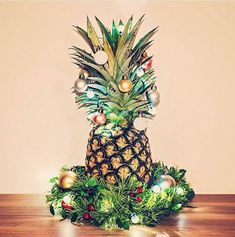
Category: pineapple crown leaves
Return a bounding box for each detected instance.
[72,15,159,123]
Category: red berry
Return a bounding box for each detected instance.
[136,186,143,193]
[87,203,95,212]
[61,201,73,210]
[83,212,91,220]
[136,196,142,202]
[129,191,136,197]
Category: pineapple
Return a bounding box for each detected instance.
[72,16,159,184]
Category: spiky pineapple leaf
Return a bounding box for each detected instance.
[87,17,100,48]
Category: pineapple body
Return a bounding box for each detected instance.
[85,123,153,184]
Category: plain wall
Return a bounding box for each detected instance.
[0,1,234,194]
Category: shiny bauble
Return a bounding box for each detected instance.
[79,69,90,79]
[143,58,153,71]
[61,200,73,211]
[87,203,96,212]
[151,185,161,193]
[74,79,87,92]
[133,117,148,131]
[118,79,133,93]
[83,212,91,220]
[118,24,125,34]
[159,175,176,190]
[176,187,184,195]
[93,113,107,126]
[59,171,77,189]
[94,50,108,65]
[147,90,160,106]
[136,67,145,77]
[131,214,140,224]
[63,195,72,203]
[87,90,94,99]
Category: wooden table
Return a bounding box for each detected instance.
[0,194,234,237]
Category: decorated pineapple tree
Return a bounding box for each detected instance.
[72,15,159,184]
[46,16,194,229]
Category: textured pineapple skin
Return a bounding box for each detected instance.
[85,123,153,184]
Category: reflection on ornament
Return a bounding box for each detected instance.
[143,58,153,71]
[176,187,184,195]
[63,195,72,203]
[159,175,176,190]
[147,90,160,106]
[59,171,77,189]
[118,79,133,93]
[151,185,161,193]
[79,69,90,79]
[93,113,107,126]
[133,117,148,131]
[136,67,145,77]
[87,90,94,99]
[74,79,87,92]
[131,214,140,224]
[94,50,108,65]
[118,24,125,34]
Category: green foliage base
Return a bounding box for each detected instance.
[46,162,194,230]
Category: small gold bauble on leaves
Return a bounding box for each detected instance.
[118,78,133,93]
[93,113,107,126]
[82,70,90,78]
[147,90,160,106]
[74,79,87,92]
[133,117,148,131]
[159,175,176,190]
[94,50,108,65]
[59,171,77,189]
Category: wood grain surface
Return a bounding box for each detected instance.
[0,194,234,237]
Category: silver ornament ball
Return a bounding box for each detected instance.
[74,79,87,92]
[147,90,160,106]
[133,117,148,131]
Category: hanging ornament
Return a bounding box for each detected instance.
[136,67,145,77]
[151,185,161,193]
[79,69,90,79]
[147,90,160,106]
[129,191,136,198]
[87,89,94,99]
[118,76,133,93]
[74,79,87,92]
[94,50,108,65]
[59,171,77,189]
[118,24,125,34]
[142,58,153,71]
[133,117,148,131]
[136,186,143,194]
[176,187,184,195]
[93,113,107,126]
[131,214,140,224]
[158,175,176,190]
[63,195,72,203]
[61,200,73,211]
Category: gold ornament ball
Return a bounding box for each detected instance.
[59,171,77,189]
[74,79,87,92]
[93,113,107,126]
[159,175,176,190]
[118,79,133,93]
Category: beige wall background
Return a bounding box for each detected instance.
[0,1,234,194]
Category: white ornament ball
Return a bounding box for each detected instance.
[118,25,125,34]
[147,90,160,106]
[151,185,161,193]
[136,67,145,77]
[133,117,148,131]
[63,195,72,204]
[74,79,87,92]
[131,215,140,224]
[176,187,184,195]
[94,50,108,65]
[87,90,94,99]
